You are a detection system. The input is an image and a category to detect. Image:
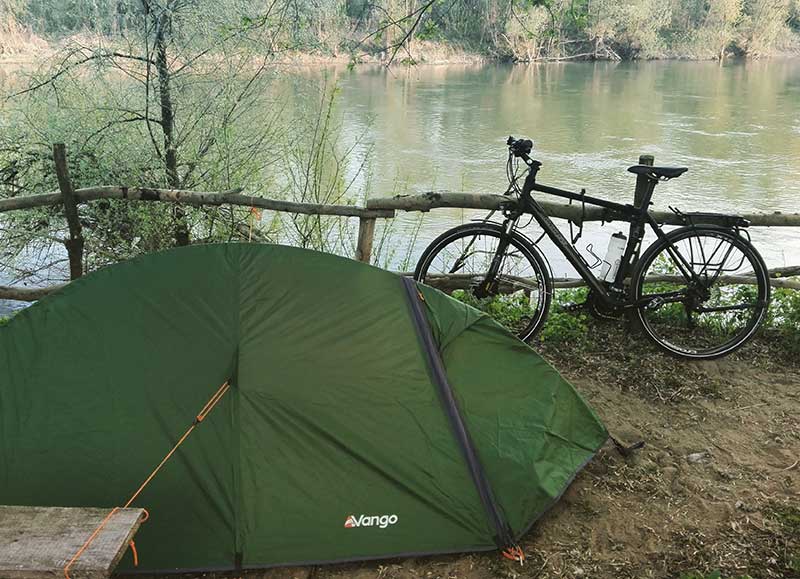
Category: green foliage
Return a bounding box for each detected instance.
[447,287,590,344]
[765,288,800,352]
[451,289,535,333]
[3,0,799,60]
[539,308,589,344]
[538,288,589,344]
[416,18,442,41]
[0,0,362,283]
[446,280,800,355]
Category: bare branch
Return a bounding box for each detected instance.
[8,51,156,99]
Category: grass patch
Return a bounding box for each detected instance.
[770,503,800,536]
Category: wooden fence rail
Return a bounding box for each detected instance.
[413,268,800,292]
[0,144,798,303]
[0,185,394,219]
[366,191,800,227]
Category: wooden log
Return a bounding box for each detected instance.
[413,267,800,292]
[0,187,395,219]
[355,217,376,264]
[1,264,799,304]
[366,191,800,227]
[53,144,84,280]
[0,283,66,301]
[0,506,144,579]
[2,185,796,226]
[771,265,800,278]
[549,276,800,291]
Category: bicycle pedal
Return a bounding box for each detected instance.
[644,297,664,311]
[562,301,588,312]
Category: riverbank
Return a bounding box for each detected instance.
[3,36,799,69]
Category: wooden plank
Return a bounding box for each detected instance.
[0,506,144,579]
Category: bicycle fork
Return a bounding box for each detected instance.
[474,218,516,298]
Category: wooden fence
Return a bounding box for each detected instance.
[1,145,798,302]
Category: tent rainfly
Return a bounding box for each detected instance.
[0,243,607,573]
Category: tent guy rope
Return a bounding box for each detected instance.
[63,379,232,579]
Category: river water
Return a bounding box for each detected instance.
[2,59,799,313]
[318,59,800,273]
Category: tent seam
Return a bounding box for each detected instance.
[400,277,513,550]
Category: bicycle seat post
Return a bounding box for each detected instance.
[622,154,655,286]
[633,154,654,210]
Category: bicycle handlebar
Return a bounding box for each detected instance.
[507,135,533,158]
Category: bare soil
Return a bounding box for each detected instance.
[124,322,800,579]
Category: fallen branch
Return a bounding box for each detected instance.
[411,270,800,292]
[0,186,394,219]
[2,268,798,304]
[366,192,800,227]
[0,284,67,302]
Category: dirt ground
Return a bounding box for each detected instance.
[126,322,800,579]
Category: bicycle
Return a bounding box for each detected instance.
[413,136,771,360]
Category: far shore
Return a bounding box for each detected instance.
[2,41,800,70]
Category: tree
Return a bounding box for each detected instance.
[702,0,743,60]
[0,0,43,55]
[8,0,289,246]
[1,0,405,285]
[740,0,792,57]
[1,0,296,287]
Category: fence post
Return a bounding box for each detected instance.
[53,143,84,280]
[624,153,654,278]
[356,217,376,264]
[633,154,654,208]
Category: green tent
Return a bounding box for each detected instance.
[0,243,607,572]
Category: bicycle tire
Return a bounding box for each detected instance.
[631,225,770,359]
[414,223,553,342]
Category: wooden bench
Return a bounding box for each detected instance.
[0,506,144,579]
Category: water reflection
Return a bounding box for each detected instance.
[298,60,800,272]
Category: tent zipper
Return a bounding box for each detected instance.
[400,277,516,551]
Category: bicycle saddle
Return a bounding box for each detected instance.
[628,165,688,180]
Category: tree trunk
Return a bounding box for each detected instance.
[52,144,84,280]
[152,4,189,246]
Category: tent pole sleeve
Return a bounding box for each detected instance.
[400,277,514,549]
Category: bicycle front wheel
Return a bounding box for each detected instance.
[631,226,770,359]
[414,223,552,342]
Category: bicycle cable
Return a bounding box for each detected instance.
[504,153,543,242]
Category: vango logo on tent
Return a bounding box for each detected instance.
[344,514,399,529]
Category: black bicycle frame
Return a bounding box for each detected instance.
[511,163,679,306]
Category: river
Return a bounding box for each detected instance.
[319,59,800,273]
[1,59,799,313]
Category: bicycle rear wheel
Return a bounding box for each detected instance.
[414,223,552,342]
[631,226,770,359]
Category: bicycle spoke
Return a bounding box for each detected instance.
[416,226,551,341]
[635,229,769,358]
